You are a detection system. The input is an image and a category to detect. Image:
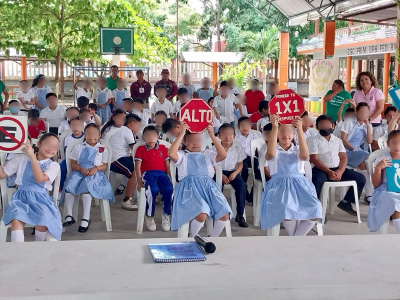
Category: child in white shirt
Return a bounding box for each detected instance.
[39,93,67,135]
[213,81,237,124]
[8,100,27,116]
[294,111,317,144]
[17,80,35,110]
[372,106,397,150]
[93,77,113,125]
[73,76,92,100]
[112,78,130,110]
[173,87,190,118]
[59,107,80,135]
[132,98,151,129]
[150,85,173,119]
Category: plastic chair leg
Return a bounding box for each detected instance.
[100,200,112,232]
[0,220,8,242]
[100,199,105,222]
[316,220,324,236]
[267,224,280,236]
[253,186,262,227]
[109,172,116,192]
[46,233,57,241]
[230,188,237,217]
[206,216,213,236]
[177,223,189,238]
[352,183,362,224]
[328,187,336,215]
[136,188,146,234]
[225,220,232,237]
[377,219,389,234]
[93,198,100,207]
[320,185,329,225]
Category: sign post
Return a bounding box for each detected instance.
[179,99,214,133]
[0,116,28,153]
[269,89,305,125]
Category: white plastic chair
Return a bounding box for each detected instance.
[219,116,229,124]
[250,138,266,226]
[63,138,113,232]
[104,128,123,191]
[234,115,238,128]
[0,154,17,212]
[44,121,50,133]
[59,129,72,161]
[2,110,11,115]
[256,118,263,132]
[367,148,390,234]
[378,136,388,149]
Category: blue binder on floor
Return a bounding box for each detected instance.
[149,242,206,263]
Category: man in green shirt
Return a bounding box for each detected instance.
[323,79,352,123]
[106,65,120,91]
[0,80,9,106]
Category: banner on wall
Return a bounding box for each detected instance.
[309,58,340,97]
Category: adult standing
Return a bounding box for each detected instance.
[245,79,265,114]
[130,69,152,102]
[154,69,177,101]
[353,71,385,127]
[178,73,197,98]
[0,79,9,108]
[323,79,352,123]
[30,74,53,111]
[107,65,120,111]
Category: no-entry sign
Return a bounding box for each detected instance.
[269,89,305,125]
[0,116,28,153]
[179,99,213,133]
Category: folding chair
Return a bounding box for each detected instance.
[250,137,265,226]
[59,129,73,161]
[378,136,388,149]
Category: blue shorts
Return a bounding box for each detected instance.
[111,157,134,178]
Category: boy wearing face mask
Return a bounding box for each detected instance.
[308,115,366,216]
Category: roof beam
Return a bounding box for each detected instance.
[335,17,394,26]
[340,2,396,18]
[288,0,348,19]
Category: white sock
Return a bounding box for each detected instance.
[393,218,400,234]
[121,176,128,186]
[189,219,204,237]
[64,193,75,222]
[282,220,297,236]
[11,230,24,242]
[81,193,92,227]
[210,220,227,237]
[360,170,373,198]
[294,220,316,236]
[35,230,48,242]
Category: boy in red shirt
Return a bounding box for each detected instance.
[135,126,173,232]
[249,100,269,128]
[28,109,45,139]
[245,79,265,113]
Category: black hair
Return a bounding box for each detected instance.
[258,100,269,112]
[218,123,235,135]
[156,85,167,91]
[142,125,158,135]
[100,109,126,136]
[125,113,141,126]
[162,118,180,133]
[388,129,400,143]
[84,123,100,132]
[32,74,45,88]
[111,65,118,69]
[122,97,133,103]
[38,132,59,143]
[384,105,397,116]
[67,107,80,114]
[315,114,333,128]
[333,79,345,89]
[220,81,228,88]
[178,87,188,96]
[356,102,369,112]
[263,123,273,132]
[133,98,144,105]
[345,107,355,113]
[301,111,309,117]
[77,96,90,109]
[88,103,98,111]
[155,110,168,118]
[46,92,57,99]
[8,100,19,105]
[20,80,28,83]
[238,116,252,127]
[207,97,214,104]
[136,69,144,75]
[28,109,40,119]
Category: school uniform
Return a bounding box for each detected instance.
[333,120,344,137]
[260,143,322,230]
[109,127,136,179]
[178,84,196,98]
[112,88,130,109]
[132,109,152,128]
[17,91,35,110]
[373,122,397,142]
[60,133,84,190]
[150,98,173,117]
[368,153,400,231]
[173,100,183,115]
[134,143,173,217]
[30,85,52,111]
[259,117,270,131]
[76,87,92,100]
[294,128,318,145]
[58,119,70,135]
[93,87,113,125]
[308,134,366,203]
[213,94,237,123]
[259,143,271,182]
[2,154,62,240]
[39,105,67,135]
[171,150,232,231]
[196,88,213,102]
[341,119,372,168]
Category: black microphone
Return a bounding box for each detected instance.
[194,235,216,254]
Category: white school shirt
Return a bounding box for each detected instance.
[213,94,237,122]
[58,119,70,135]
[132,109,152,128]
[267,143,305,175]
[259,116,270,131]
[307,134,346,169]
[30,85,52,99]
[373,153,392,183]
[214,141,247,172]
[150,98,173,116]
[39,105,67,128]
[235,130,259,156]
[294,128,318,145]
[93,87,113,103]
[64,133,84,148]
[341,119,373,141]
[69,142,109,166]
[12,111,27,116]
[112,88,130,99]
[373,123,397,141]
[3,154,59,190]
[108,126,136,162]
[239,104,248,116]
[16,91,35,109]
[175,150,218,181]
[259,143,269,168]
[76,87,92,100]
[333,120,344,137]
[173,100,183,115]
[178,84,196,98]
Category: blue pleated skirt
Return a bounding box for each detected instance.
[346,149,369,168]
[260,173,322,230]
[3,186,62,240]
[368,182,400,231]
[171,176,232,231]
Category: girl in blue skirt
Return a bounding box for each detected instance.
[0,133,62,242]
[62,123,115,233]
[169,122,232,237]
[368,130,400,233]
[260,115,322,236]
[94,77,113,125]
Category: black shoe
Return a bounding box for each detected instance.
[31,227,35,235]
[115,184,126,195]
[246,190,253,204]
[324,216,328,224]
[62,215,76,228]
[235,215,248,228]
[78,219,91,233]
[364,196,371,205]
[337,201,357,216]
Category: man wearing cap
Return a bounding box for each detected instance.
[154,69,177,101]
[245,79,265,114]
[130,69,152,102]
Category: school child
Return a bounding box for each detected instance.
[88,103,102,127]
[122,97,133,114]
[62,124,115,232]
[259,123,272,180]
[30,74,52,111]
[249,100,269,129]
[133,98,152,129]
[154,110,167,139]
[17,80,35,110]
[112,79,130,110]
[372,106,397,150]
[169,122,232,237]
[208,97,220,120]
[196,77,213,102]
[213,81,237,125]
[368,130,400,233]
[59,107,80,135]
[333,107,356,137]
[8,100,27,116]
[294,111,317,144]
[134,125,173,231]
[73,76,92,100]
[39,93,67,135]
[100,109,126,139]
[77,96,90,110]
[340,102,373,203]
[28,109,46,139]
[234,94,248,119]
[308,114,366,216]
[178,74,197,98]
[79,108,93,125]
[173,87,190,118]
[162,118,181,144]
[0,134,62,242]
[110,114,141,209]
[216,123,248,228]
[260,115,322,235]
[236,116,260,201]
[93,77,113,125]
[150,85,174,119]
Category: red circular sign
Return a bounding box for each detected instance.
[179,99,214,133]
[269,89,305,125]
[0,117,26,151]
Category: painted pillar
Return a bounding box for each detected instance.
[323,21,335,59]
[383,52,390,101]
[314,20,319,34]
[395,2,400,85]
[212,62,218,88]
[21,57,27,80]
[119,61,125,79]
[346,56,352,91]
[357,60,363,73]
[278,31,289,90]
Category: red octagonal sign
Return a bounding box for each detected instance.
[269,89,305,124]
[179,98,214,133]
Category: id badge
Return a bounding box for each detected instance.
[139,87,144,93]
